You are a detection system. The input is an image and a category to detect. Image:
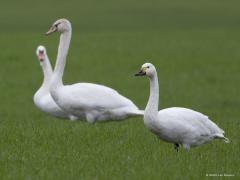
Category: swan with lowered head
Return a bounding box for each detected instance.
[135,63,229,150]
[45,18,143,123]
[33,45,79,120]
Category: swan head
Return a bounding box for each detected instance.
[46,18,71,35]
[135,63,156,77]
[36,45,47,62]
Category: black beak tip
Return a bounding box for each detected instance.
[134,71,146,76]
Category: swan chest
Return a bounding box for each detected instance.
[144,114,161,133]
[143,113,182,143]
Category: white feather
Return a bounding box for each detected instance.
[33,45,78,120]
[47,19,143,123]
[137,63,229,150]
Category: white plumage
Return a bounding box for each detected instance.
[135,63,229,150]
[33,45,78,120]
[45,19,143,123]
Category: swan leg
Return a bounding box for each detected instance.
[86,113,97,124]
[174,143,179,152]
[69,115,78,121]
[183,144,190,150]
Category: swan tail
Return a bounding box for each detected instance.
[138,110,144,115]
[123,107,144,116]
[214,134,230,143]
[129,110,144,116]
[222,137,230,143]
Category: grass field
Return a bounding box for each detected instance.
[0,0,239,179]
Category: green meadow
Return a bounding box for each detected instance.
[0,0,239,179]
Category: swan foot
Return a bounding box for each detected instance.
[174,143,179,152]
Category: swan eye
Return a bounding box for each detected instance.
[147,66,150,68]
[54,22,61,28]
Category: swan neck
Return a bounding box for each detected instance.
[146,73,159,115]
[52,30,72,87]
[41,55,53,87]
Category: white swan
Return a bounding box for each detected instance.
[45,18,143,123]
[33,45,79,120]
[135,63,229,150]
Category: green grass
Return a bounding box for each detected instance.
[0,0,239,179]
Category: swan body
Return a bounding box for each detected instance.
[45,19,143,123]
[33,45,78,120]
[135,63,229,150]
[50,83,142,122]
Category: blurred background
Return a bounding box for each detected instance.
[0,0,239,179]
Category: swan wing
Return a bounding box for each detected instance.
[58,83,139,111]
[158,107,224,134]
[152,107,225,144]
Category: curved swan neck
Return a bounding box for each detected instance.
[52,30,72,87]
[41,55,53,87]
[146,72,159,115]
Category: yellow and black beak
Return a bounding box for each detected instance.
[45,26,57,35]
[135,69,146,76]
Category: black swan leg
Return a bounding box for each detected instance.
[174,143,179,152]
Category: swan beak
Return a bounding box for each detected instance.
[135,70,146,76]
[45,26,57,35]
[38,54,45,61]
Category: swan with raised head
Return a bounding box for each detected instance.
[135,63,229,150]
[33,45,79,120]
[45,18,143,123]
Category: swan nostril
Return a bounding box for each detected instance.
[38,53,45,61]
